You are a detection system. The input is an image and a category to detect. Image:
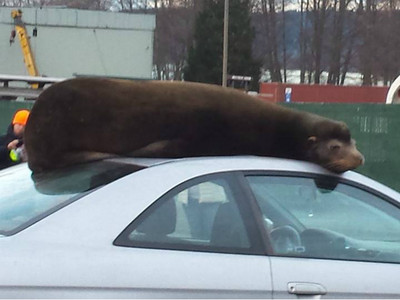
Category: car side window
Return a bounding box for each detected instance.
[246,175,400,264]
[115,176,256,254]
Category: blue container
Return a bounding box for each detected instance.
[285,87,292,103]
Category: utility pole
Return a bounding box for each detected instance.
[222,0,229,87]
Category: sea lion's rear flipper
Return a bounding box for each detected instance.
[28,151,119,173]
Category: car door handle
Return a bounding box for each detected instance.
[288,282,327,296]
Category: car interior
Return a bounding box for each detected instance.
[114,172,400,264]
[250,178,400,264]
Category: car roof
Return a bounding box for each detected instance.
[2,155,398,201]
[105,155,400,200]
[108,155,342,177]
[108,155,328,171]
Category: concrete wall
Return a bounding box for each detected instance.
[0,7,155,79]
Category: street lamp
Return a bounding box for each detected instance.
[222,0,229,87]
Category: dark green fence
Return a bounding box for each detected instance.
[0,101,34,133]
[285,103,400,192]
[1,100,399,192]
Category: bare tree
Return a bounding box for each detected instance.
[371,8,400,85]
[282,0,287,82]
[310,0,328,83]
[153,2,198,80]
[299,0,312,83]
[261,0,282,82]
[357,0,376,85]
[327,0,349,84]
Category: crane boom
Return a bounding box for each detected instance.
[11,10,40,80]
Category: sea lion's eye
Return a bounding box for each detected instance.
[330,144,341,151]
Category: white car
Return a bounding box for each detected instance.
[1,156,400,298]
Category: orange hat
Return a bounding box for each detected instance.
[12,109,30,126]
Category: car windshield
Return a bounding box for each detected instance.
[0,160,143,236]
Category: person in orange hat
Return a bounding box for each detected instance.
[0,109,30,169]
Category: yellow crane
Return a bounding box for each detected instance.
[10,9,40,88]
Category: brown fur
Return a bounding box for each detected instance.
[24,78,364,173]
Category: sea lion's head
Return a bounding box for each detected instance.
[305,120,365,173]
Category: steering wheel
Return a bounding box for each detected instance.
[269,225,302,254]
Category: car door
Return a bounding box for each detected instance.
[244,173,400,298]
[113,172,273,298]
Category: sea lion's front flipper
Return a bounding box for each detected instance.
[129,139,189,158]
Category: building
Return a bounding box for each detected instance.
[0,7,155,79]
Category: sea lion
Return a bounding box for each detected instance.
[24,78,364,173]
